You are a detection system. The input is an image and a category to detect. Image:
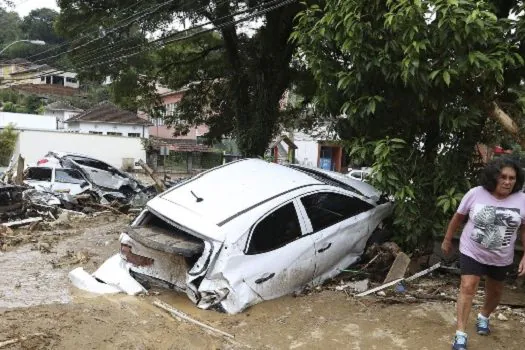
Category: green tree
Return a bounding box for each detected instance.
[20,8,64,45]
[293,0,525,248]
[0,124,17,166]
[0,9,21,47]
[55,0,317,156]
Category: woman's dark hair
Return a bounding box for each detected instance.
[479,156,524,194]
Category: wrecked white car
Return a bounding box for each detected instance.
[37,151,156,204]
[119,159,393,314]
[24,166,92,196]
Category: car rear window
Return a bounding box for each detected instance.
[25,167,52,181]
[55,169,86,184]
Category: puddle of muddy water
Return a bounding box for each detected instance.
[0,246,71,308]
[0,218,129,310]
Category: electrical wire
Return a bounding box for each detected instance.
[1,0,297,84]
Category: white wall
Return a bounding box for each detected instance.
[0,112,57,130]
[294,140,319,168]
[14,130,146,169]
[67,122,148,138]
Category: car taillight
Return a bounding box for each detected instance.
[37,159,48,166]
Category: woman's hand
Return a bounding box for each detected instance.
[518,255,525,277]
[441,238,453,256]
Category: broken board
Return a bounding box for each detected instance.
[383,252,411,284]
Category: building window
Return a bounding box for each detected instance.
[107,132,122,136]
[66,77,78,83]
[128,133,141,138]
[89,131,103,135]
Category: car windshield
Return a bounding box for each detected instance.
[55,169,87,184]
[25,167,52,181]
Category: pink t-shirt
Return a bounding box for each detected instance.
[457,186,525,266]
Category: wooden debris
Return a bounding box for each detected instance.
[0,333,47,348]
[2,217,43,228]
[405,262,441,282]
[14,155,25,185]
[153,299,234,339]
[383,252,411,284]
[356,278,404,297]
[137,159,165,192]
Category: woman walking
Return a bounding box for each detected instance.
[442,157,525,350]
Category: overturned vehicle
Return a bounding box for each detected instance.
[119,159,393,313]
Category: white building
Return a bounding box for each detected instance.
[43,101,84,129]
[0,111,57,131]
[1,59,80,89]
[13,129,147,169]
[65,102,151,138]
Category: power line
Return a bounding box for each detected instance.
[25,0,182,64]
[57,0,276,73]
[1,0,297,84]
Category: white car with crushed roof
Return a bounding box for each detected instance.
[119,159,393,313]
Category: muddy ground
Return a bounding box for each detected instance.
[1,215,524,349]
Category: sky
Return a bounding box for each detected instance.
[12,0,60,17]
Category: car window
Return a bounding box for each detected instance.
[25,167,52,181]
[301,192,374,232]
[69,156,113,172]
[247,202,302,255]
[55,169,86,184]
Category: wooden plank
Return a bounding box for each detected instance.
[383,252,411,284]
[2,217,43,228]
[356,278,404,297]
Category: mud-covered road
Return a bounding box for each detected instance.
[1,214,524,349]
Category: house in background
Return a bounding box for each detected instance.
[66,102,151,137]
[147,85,210,141]
[0,58,79,89]
[269,127,348,173]
[43,101,84,129]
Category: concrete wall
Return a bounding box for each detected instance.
[0,112,57,130]
[13,130,146,168]
[67,122,149,138]
[294,140,319,168]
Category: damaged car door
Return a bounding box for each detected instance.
[219,200,316,301]
[298,191,375,283]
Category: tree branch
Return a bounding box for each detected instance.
[489,101,525,149]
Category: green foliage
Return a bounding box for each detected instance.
[0,124,17,166]
[1,101,15,112]
[20,8,65,45]
[294,0,524,250]
[0,8,21,46]
[0,91,44,114]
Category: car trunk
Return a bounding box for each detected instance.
[120,210,207,291]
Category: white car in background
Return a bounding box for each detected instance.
[24,166,92,195]
[347,168,372,182]
[118,159,392,314]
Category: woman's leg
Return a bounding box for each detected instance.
[457,275,481,331]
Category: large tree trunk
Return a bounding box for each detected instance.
[489,102,525,149]
[219,2,301,157]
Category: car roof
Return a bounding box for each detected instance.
[158,159,323,227]
[47,150,102,160]
[288,164,380,200]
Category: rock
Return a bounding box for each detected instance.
[497,313,508,321]
[377,291,386,296]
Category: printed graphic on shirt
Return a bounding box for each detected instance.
[470,204,520,250]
